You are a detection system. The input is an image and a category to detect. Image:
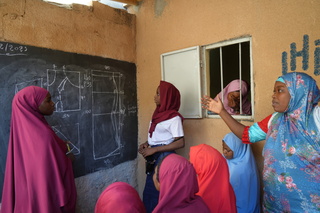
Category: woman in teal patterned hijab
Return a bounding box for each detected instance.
[263,72,320,212]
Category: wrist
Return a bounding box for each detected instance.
[154,146,159,152]
[219,108,228,115]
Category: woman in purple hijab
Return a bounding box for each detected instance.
[1,86,77,213]
[215,79,251,115]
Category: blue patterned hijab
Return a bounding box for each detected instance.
[263,72,320,212]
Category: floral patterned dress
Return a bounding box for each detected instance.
[243,72,320,212]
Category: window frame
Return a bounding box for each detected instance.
[201,36,254,120]
[161,46,202,118]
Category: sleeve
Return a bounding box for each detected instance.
[168,116,184,137]
[242,114,273,144]
[313,106,320,131]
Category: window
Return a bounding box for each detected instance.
[161,47,202,118]
[161,36,253,120]
[202,37,253,119]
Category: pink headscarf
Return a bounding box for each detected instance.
[153,154,210,213]
[189,144,237,213]
[95,182,146,213]
[149,81,184,137]
[216,79,251,115]
[1,86,76,213]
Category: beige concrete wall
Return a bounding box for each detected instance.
[0,0,136,62]
[133,0,320,196]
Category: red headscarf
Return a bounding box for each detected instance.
[149,81,184,137]
[189,144,237,213]
[1,86,77,213]
[153,154,210,213]
[95,182,146,213]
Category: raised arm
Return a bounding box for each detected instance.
[201,95,245,139]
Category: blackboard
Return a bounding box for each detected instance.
[0,42,138,201]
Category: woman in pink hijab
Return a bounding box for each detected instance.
[215,79,251,115]
[189,144,237,213]
[152,154,210,213]
[1,86,77,213]
[95,182,146,213]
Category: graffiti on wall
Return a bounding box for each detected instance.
[282,35,320,76]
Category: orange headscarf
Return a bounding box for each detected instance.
[189,144,237,213]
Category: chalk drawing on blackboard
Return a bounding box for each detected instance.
[0,42,28,56]
[91,70,126,160]
[52,124,80,155]
[0,42,137,199]
[15,79,43,94]
[47,69,81,112]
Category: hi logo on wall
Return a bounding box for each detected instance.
[282,35,320,76]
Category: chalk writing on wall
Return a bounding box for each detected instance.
[0,42,138,202]
[282,34,320,76]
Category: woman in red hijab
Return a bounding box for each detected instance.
[152,154,210,213]
[95,182,146,213]
[138,81,184,213]
[189,144,237,213]
[1,86,77,213]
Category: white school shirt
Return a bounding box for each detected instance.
[147,116,184,146]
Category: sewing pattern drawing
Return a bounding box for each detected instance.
[13,67,125,161]
[52,124,80,155]
[91,70,125,160]
[0,42,137,198]
[47,68,81,112]
[15,79,43,94]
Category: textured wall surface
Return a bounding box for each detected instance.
[75,160,138,212]
[0,0,136,62]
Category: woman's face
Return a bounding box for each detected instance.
[227,91,240,113]
[272,81,291,112]
[154,87,160,106]
[38,93,55,115]
[222,141,233,159]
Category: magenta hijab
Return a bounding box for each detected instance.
[149,81,184,137]
[95,182,146,213]
[153,154,210,213]
[1,86,76,213]
[216,79,251,115]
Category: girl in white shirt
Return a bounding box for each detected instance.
[139,81,184,213]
